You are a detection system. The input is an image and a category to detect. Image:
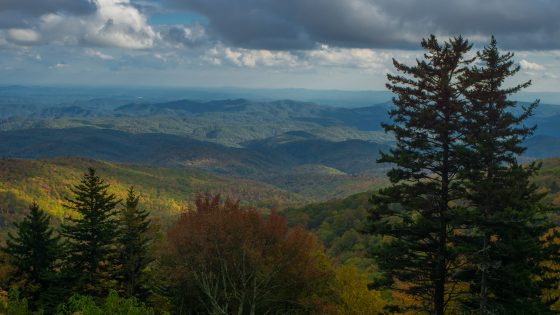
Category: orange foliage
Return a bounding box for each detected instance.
[164,193,335,314]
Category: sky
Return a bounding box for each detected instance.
[0,0,559,91]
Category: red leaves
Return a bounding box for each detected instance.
[164,193,333,313]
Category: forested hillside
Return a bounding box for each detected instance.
[0,158,305,234]
[283,157,560,268]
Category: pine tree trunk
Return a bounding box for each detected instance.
[480,233,489,315]
[435,180,448,315]
[480,166,493,315]
[435,105,451,315]
[435,224,446,315]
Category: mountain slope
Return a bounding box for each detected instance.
[0,157,308,235]
[0,127,391,175]
[282,157,560,267]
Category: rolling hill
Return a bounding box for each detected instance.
[2,95,560,220]
[0,98,393,147]
[0,126,391,184]
[282,157,560,268]
[0,157,311,238]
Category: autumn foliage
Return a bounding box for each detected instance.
[164,193,335,314]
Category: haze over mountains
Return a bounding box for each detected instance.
[1,85,560,206]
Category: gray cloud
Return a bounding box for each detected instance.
[163,24,209,47]
[1,0,559,52]
[0,0,94,30]
[0,0,95,17]
[0,0,93,29]
[167,0,560,50]
[166,0,413,50]
[374,0,560,49]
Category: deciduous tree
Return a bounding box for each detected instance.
[164,193,334,315]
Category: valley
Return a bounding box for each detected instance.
[2,86,560,226]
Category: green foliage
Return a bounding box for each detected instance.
[365,35,560,314]
[3,288,34,315]
[283,191,382,269]
[116,187,153,298]
[2,203,62,310]
[55,290,161,315]
[457,36,558,314]
[61,168,120,297]
[367,35,474,315]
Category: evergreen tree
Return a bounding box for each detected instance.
[459,37,559,314]
[2,203,62,309]
[366,35,473,314]
[61,168,120,297]
[116,187,153,298]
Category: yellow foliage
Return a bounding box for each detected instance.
[333,266,386,315]
[391,280,424,315]
[541,227,560,310]
[390,277,470,314]
[0,291,6,315]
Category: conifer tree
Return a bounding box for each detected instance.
[459,37,559,314]
[366,35,473,314]
[61,168,120,297]
[116,186,153,298]
[3,203,62,309]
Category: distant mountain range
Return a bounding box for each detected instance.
[2,85,560,107]
[1,97,559,153]
[1,92,560,205]
[0,127,389,179]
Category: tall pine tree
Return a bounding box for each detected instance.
[2,203,62,309]
[459,37,559,314]
[61,168,120,297]
[367,35,473,314]
[116,186,153,298]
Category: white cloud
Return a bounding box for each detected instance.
[202,44,395,71]
[224,48,242,66]
[85,0,157,49]
[202,47,222,65]
[84,48,114,60]
[208,46,299,68]
[6,0,158,50]
[7,28,40,44]
[520,59,545,71]
[308,45,391,69]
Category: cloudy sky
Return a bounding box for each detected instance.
[1,0,559,91]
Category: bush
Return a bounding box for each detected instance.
[55,290,161,315]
